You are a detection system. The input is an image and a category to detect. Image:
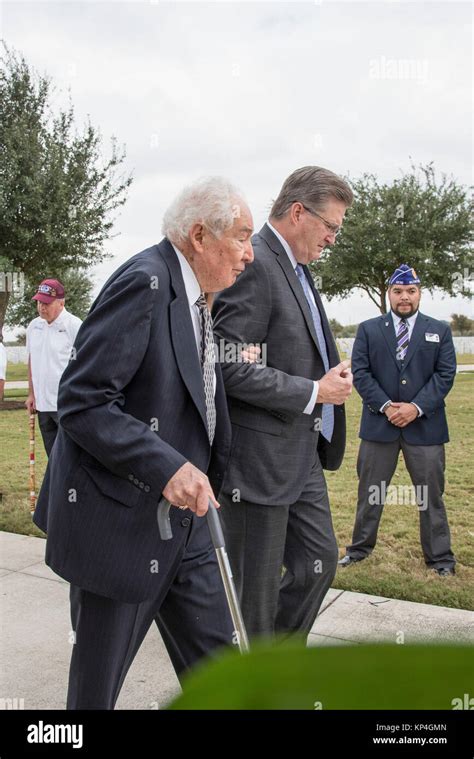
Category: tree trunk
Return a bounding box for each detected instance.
[0,291,10,340]
[379,283,387,314]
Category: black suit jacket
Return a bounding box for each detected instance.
[212,223,346,507]
[33,240,231,603]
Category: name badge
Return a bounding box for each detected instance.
[425,333,439,343]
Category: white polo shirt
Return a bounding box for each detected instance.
[0,343,7,381]
[26,308,82,411]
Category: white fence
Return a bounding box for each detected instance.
[337,337,474,357]
[5,347,28,364]
[6,337,474,365]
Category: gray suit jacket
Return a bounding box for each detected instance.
[212,223,345,506]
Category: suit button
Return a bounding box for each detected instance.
[181,518,191,527]
[128,474,134,481]
[401,379,407,385]
[144,485,150,493]
[139,482,144,489]
[133,478,139,485]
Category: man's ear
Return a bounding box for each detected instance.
[290,202,303,225]
[189,223,205,254]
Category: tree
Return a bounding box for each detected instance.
[0,43,132,334]
[4,268,95,329]
[329,318,344,338]
[313,163,473,314]
[450,313,473,336]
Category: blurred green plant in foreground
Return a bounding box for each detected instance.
[169,641,474,710]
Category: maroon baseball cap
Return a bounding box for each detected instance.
[32,279,65,304]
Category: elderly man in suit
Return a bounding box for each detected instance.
[338,265,457,576]
[212,166,354,639]
[33,177,254,709]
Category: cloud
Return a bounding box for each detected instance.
[2,0,471,324]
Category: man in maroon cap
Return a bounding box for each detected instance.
[26,278,82,455]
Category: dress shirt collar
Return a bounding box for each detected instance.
[266,221,298,270]
[172,244,202,307]
[390,309,418,331]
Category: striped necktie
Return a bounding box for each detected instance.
[295,264,334,442]
[195,294,216,445]
[396,318,410,361]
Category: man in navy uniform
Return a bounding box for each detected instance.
[339,264,457,576]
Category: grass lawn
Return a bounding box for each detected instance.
[5,363,29,381]
[0,373,472,611]
[4,352,474,381]
[327,372,473,611]
[456,352,474,364]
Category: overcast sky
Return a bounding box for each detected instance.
[2,0,472,331]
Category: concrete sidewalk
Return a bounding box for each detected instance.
[1,531,473,710]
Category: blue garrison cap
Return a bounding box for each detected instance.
[388,264,421,286]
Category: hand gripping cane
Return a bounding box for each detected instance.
[157,498,250,653]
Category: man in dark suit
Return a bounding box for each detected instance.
[339,264,457,576]
[212,166,354,639]
[33,177,254,708]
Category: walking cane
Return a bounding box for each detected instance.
[29,413,36,514]
[157,498,250,653]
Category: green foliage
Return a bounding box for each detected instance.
[170,641,474,710]
[0,42,132,331]
[314,163,473,313]
[450,313,474,336]
[5,268,94,328]
[329,319,358,338]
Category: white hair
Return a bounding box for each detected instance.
[162,176,243,243]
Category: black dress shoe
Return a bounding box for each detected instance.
[338,555,364,567]
[435,567,455,576]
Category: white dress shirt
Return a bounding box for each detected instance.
[267,221,319,414]
[26,308,82,411]
[173,245,216,395]
[391,309,418,340]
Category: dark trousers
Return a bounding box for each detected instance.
[219,456,338,640]
[37,411,59,457]
[346,439,455,569]
[67,512,235,709]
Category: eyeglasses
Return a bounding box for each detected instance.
[299,204,342,237]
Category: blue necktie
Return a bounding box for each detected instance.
[396,318,409,361]
[295,264,334,442]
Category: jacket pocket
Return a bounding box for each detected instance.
[80,463,142,508]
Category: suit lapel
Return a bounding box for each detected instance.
[403,312,428,370]
[304,267,340,367]
[379,314,400,370]
[159,239,209,434]
[259,224,324,359]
